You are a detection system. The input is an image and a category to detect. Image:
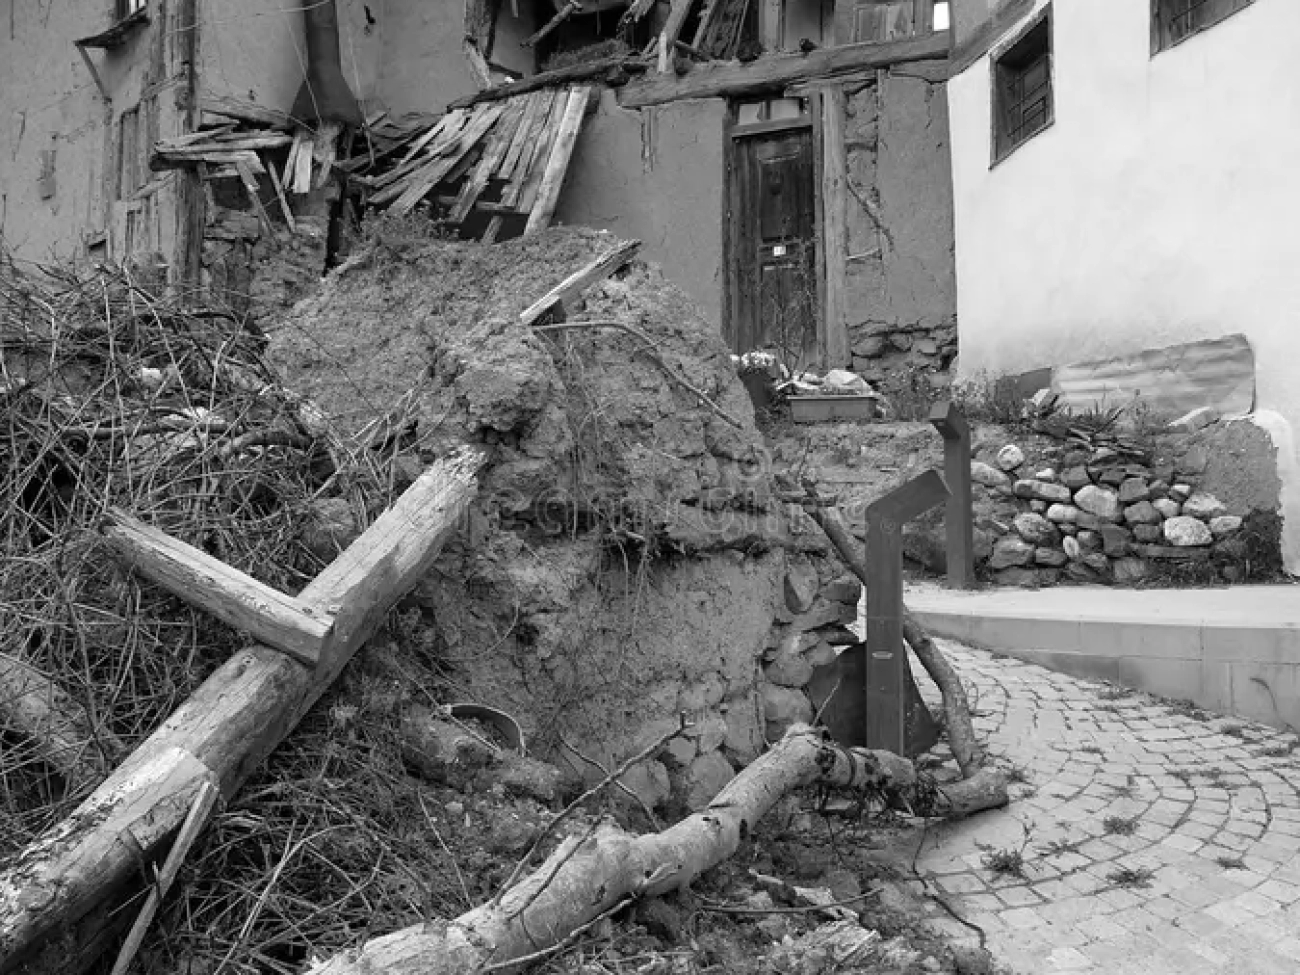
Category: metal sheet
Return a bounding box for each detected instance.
[1051,333,1255,418]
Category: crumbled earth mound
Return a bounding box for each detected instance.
[269,223,796,800]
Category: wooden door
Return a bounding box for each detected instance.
[728,125,818,358]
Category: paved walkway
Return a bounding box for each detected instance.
[908,641,1300,974]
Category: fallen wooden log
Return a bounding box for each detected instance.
[0,653,120,790]
[800,493,986,777]
[0,446,487,971]
[307,723,1007,974]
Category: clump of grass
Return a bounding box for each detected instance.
[1103,816,1138,836]
[981,848,1026,879]
[1107,866,1156,889]
[1097,685,1133,701]
[1170,769,1195,785]
[1216,856,1247,870]
[1257,742,1298,758]
[1219,724,1247,739]
[1040,838,1083,857]
[1079,744,1105,756]
[1165,699,1209,721]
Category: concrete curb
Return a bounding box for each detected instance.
[906,584,1300,729]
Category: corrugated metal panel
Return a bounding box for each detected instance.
[1051,333,1255,418]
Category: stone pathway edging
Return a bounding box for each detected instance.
[908,642,1300,974]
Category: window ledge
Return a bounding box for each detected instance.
[76,7,149,50]
[990,117,1054,170]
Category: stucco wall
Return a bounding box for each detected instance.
[947,0,1300,569]
[374,3,481,117]
[0,1,193,264]
[844,70,956,333]
[199,0,382,112]
[555,90,727,329]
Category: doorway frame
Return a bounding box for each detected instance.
[722,88,843,368]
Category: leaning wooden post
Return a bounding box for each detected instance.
[929,400,975,590]
[863,470,948,755]
[0,446,486,971]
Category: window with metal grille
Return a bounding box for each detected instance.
[1152,0,1253,54]
[992,9,1052,163]
[115,0,146,20]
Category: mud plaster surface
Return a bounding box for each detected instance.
[267,226,803,788]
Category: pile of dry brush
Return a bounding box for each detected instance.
[0,255,479,973]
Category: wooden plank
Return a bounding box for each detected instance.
[516,89,570,215]
[383,101,508,215]
[266,159,297,232]
[103,509,332,666]
[496,91,547,180]
[289,128,314,193]
[234,159,275,236]
[761,0,783,51]
[199,94,294,130]
[820,86,849,368]
[446,58,648,110]
[0,448,487,970]
[463,37,493,90]
[619,30,950,107]
[659,0,698,71]
[522,0,580,47]
[450,100,526,224]
[482,91,556,242]
[523,86,593,236]
[519,240,642,326]
[399,111,462,165]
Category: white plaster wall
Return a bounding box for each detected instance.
[947,0,1300,570]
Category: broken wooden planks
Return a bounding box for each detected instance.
[346,84,595,239]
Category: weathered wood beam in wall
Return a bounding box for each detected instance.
[820,87,849,368]
[618,30,949,107]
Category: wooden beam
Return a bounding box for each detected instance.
[523,87,593,236]
[659,0,698,72]
[930,401,975,590]
[519,239,641,325]
[446,58,649,110]
[522,0,580,47]
[819,86,849,369]
[618,30,949,107]
[198,95,294,130]
[102,510,332,667]
[0,447,487,971]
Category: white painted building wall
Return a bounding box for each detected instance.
[946,0,1300,570]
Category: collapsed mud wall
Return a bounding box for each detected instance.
[267,225,859,809]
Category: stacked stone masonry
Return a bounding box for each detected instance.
[973,444,1249,588]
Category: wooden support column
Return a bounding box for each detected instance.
[0,447,487,971]
[929,400,976,590]
[819,85,849,369]
[863,470,947,754]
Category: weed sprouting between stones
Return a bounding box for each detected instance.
[981,848,1027,879]
[1216,856,1248,871]
[1103,816,1139,836]
[1106,866,1156,889]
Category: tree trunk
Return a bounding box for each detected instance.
[0,447,487,972]
[802,503,986,777]
[308,724,1006,974]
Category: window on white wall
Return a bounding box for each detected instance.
[992,6,1052,163]
[848,0,948,43]
[1152,0,1253,54]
